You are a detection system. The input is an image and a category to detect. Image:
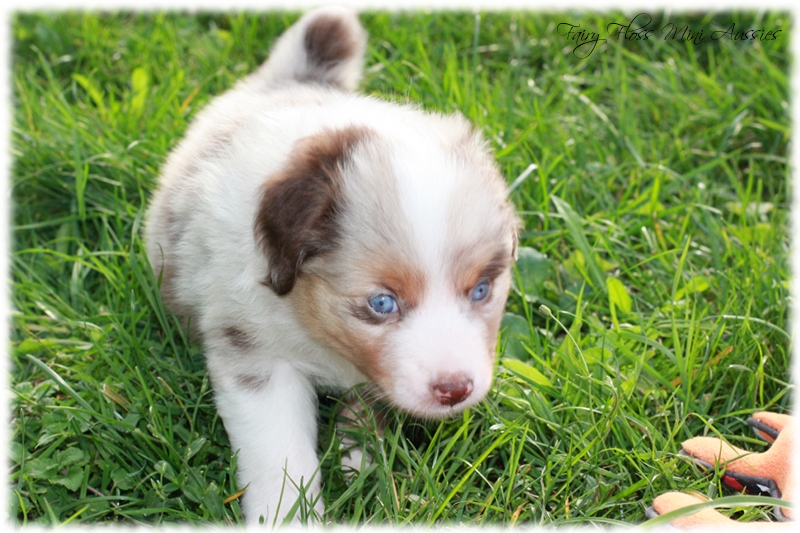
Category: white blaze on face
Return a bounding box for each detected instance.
[376,128,505,418]
[387,123,468,273]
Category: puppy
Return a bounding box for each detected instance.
[145,6,518,526]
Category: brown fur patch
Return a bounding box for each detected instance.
[290,273,391,386]
[452,246,512,297]
[223,326,252,349]
[345,256,426,324]
[304,14,359,74]
[254,126,373,295]
[235,373,269,392]
[374,261,426,310]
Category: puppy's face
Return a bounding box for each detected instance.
[256,123,517,418]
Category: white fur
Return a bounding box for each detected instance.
[145,7,517,526]
[213,362,322,525]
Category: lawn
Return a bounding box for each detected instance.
[9,9,792,527]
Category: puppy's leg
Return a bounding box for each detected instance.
[212,360,322,526]
[337,390,384,478]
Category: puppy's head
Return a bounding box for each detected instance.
[255,119,518,419]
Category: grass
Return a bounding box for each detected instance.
[9,8,792,527]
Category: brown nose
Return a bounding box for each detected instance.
[431,375,473,407]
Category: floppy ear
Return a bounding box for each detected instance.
[255,126,370,295]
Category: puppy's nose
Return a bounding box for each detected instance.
[431,375,473,406]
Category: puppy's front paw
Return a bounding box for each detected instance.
[339,435,373,479]
[336,391,383,480]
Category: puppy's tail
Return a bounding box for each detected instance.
[250,7,367,92]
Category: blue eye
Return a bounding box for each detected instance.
[368,294,398,314]
[471,282,490,301]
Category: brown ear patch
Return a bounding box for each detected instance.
[303,14,360,77]
[255,126,372,295]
